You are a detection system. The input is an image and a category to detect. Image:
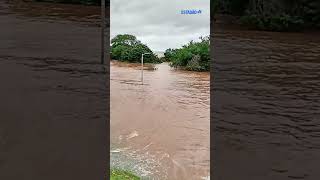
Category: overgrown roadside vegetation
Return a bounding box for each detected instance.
[213,0,320,31]
[164,36,210,72]
[111,169,140,180]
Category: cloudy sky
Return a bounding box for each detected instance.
[110,0,210,52]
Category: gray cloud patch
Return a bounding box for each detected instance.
[111,0,210,51]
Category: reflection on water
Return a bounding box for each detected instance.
[111,61,210,180]
[213,27,320,180]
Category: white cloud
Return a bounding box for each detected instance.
[110,0,210,51]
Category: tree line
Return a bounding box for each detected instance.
[34,0,103,5]
[34,0,319,31]
[213,0,320,31]
[111,34,210,72]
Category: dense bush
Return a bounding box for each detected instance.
[165,36,210,72]
[240,14,304,31]
[35,0,101,5]
[214,0,249,15]
[163,48,176,61]
[111,34,160,63]
[214,0,320,31]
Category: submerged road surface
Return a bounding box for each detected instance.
[110,62,210,180]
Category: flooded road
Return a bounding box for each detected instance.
[111,62,210,179]
[213,26,320,180]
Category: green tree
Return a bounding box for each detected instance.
[111,34,140,47]
[111,34,159,63]
[164,48,176,60]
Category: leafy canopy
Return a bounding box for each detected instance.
[111,34,160,63]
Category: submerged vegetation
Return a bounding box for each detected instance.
[111,34,210,71]
[110,169,140,180]
[111,34,160,64]
[164,36,210,72]
[213,0,320,31]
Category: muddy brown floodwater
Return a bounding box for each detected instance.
[0,1,107,179]
[213,24,320,180]
[110,61,210,180]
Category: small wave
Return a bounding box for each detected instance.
[201,175,210,180]
[126,130,139,140]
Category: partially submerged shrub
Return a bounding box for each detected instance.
[186,55,206,71]
[165,36,210,72]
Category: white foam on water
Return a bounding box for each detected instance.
[110,147,131,153]
[142,142,153,150]
[126,130,139,140]
[201,175,210,180]
[118,135,123,141]
[111,144,170,180]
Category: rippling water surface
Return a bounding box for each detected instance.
[111,62,210,180]
[213,27,320,180]
[0,1,108,179]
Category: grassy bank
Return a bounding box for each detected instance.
[111,169,140,180]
